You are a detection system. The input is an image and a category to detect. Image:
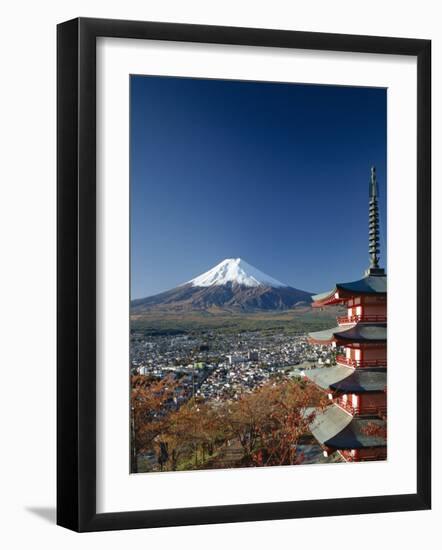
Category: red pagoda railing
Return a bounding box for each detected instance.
[340,450,387,462]
[337,314,387,325]
[337,401,387,418]
[336,355,387,368]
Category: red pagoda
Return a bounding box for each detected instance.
[306,166,387,462]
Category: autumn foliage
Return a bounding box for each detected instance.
[229,381,328,467]
[131,376,328,472]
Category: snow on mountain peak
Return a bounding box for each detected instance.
[187,258,288,288]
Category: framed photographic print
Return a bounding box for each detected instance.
[57,17,431,532]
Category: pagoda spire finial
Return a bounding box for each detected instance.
[370,166,377,198]
[366,166,385,276]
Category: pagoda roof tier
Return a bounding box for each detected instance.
[312,274,387,307]
[310,405,386,449]
[308,323,387,345]
[305,365,387,393]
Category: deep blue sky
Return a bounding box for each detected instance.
[130,75,386,299]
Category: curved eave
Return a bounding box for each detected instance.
[312,274,387,308]
[330,368,387,393]
[334,323,387,344]
[304,364,353,390]
[308,325,350,344]
[310,405,387,449]
[305,365,387,393]
[311,288,342,308]
[308,323,387,345]
[309,334,336,345]
[336,274,387,296]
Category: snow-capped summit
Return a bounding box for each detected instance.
[187,258,287,288]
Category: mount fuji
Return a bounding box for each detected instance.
[131,258,313,312]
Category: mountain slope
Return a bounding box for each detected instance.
[131,258,313,313]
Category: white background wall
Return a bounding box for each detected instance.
[0,0,439,547]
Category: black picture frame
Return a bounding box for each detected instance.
[57,17,431,532]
